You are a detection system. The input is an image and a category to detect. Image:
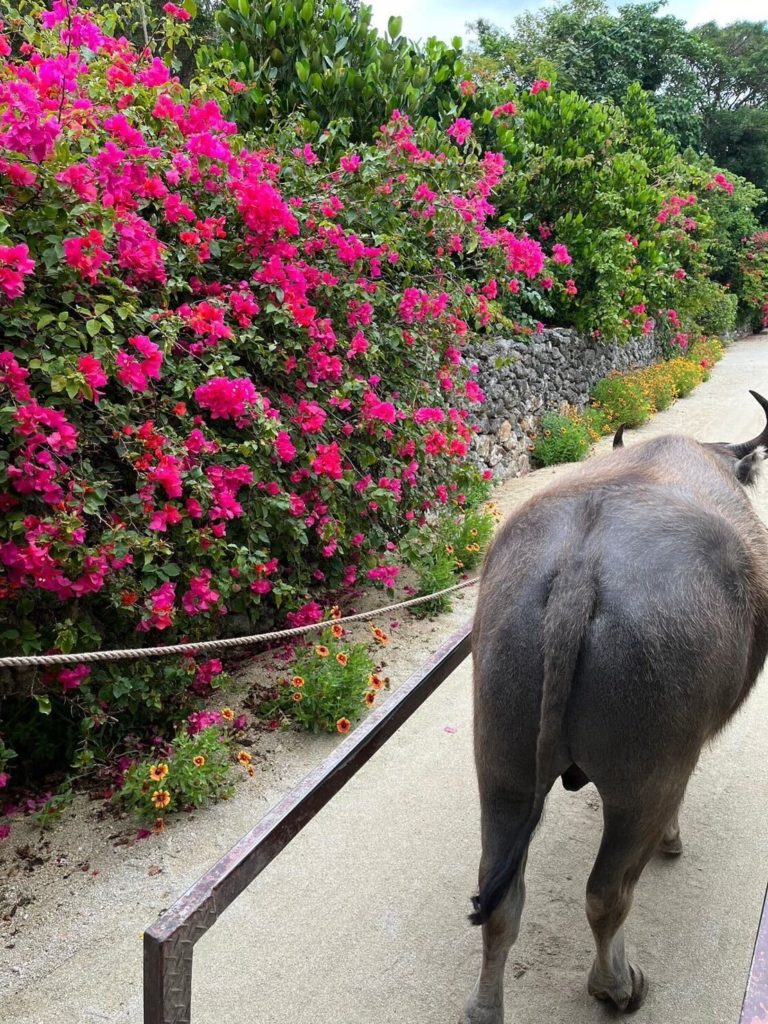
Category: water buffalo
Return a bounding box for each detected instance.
[465,391,768,1022]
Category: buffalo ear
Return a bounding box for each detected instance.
[735,446,765,486]
[613,424,627,449]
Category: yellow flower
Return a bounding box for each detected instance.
[292,691,303,702]
[221,707,235,721]
[237,750,252,766]
[151,789,171,810]
[149,763,169,782]
[291,675,305,688]
[193,756,206,768]
[330,605,342,619]
[336,652,348,667]
[315,645,330,658]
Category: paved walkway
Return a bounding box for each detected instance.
[6,336,768,1024]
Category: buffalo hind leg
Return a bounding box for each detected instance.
[586,801,677,1012]
[464,797,532,1024]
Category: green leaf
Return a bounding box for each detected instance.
[387,15,402,38]
[86,319,101,337]
[35,695,52,716]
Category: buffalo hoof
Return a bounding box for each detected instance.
[588,962,648,1012]
[658,831,683,857]
[462,989,503,1024]
[462,1006,502,1024]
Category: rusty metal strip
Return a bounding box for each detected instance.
[143,622,472,1024]
[740,884,768,1024]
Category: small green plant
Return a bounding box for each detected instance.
[583,406,609,442]
[447,507,495,571]
[262,627,377,734]
[117,726,236,822]
[532,412,591,466]
[591,373,653,429]
[400,521,461,617]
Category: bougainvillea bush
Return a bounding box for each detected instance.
[0,2,573,779]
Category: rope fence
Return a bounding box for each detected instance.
[0,577,479,669]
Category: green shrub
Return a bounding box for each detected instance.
[117,726,236,822]
[532,412,591,465]
[583,406,610,442]
[261,626,377,733]
[591,373,653,429]
[687,282,738,336]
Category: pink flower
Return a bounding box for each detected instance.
[275,431,296,462]
[195,377,258,421]
[446,118,473,146]
[63,230,111,283]
[459,79,477,96]
[0,244,35,301]
[564,278,578,297]
[163,2,191,19]
[312,442,344,480]
[0,772,10,789]
[77,355,108,400]
[0,824,10,841]
[551,243,572,265]
[59,664,91,691]
[530,79,550,94]
[340,153,361,173]
[492,101,517,117]
[286,601,323,627]
[368,564,400,587]
[294,400,326,434]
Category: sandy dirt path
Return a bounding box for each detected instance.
[2,335,767,1024]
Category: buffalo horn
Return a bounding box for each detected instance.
[613,424,626,449]
[728,391,768,458]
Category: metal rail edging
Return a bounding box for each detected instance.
[143,622,472,1024]
[740,884,768,1024]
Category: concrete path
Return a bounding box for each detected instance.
[5,336,768,1024]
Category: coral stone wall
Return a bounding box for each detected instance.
[469,328,661,478]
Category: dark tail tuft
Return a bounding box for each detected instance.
[467,816,541,926]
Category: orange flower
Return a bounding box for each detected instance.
[364,690,376,706]
[193,756,206,768]
[445,544,454,554]
[292,691,303,702]
[221,707,235,721]
[151,789,171,809]
[368,674,384,691]
[331,623,344,639]
[120,591,139,606]
[336,718,352,734]
[149,763,169,782]
[315,645,330,658]
[153,817,165,833]
[371,627,389,646]
[291,675,305,688]
[237,750,252,766]
[336,652,348,667]
[330,605,342,619]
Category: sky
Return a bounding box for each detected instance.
[368,0,767,45]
